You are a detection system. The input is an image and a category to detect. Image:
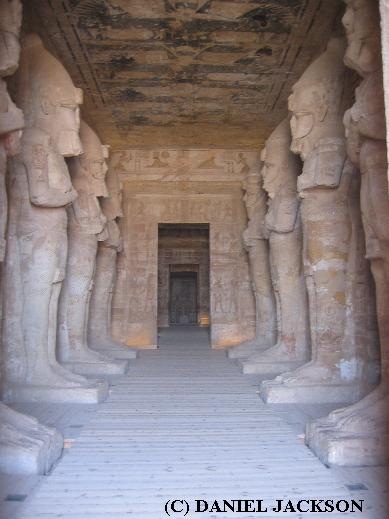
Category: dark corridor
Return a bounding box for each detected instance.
[169,271,198,325]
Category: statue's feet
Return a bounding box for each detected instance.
[29,365,92,389]
[271,361,334,386]
[315,386,388,429]
[51,360,92,385]
[0,403,39,430]
[247,341,308,363]
[65,345,115,364]
[333,393,389,434]
[228,337,271,358]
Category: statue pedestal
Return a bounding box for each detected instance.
[228,340,269,359]
[90,338,138,360]
[260,378,362,404]
[307,427,389,467]
[0,404,63,475]
[63,358,128,377]
[4,380,109,404]
[241,358,304,375]
[61,360,128,377]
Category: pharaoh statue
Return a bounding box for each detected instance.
[260,38,379,404]
[307,0,389,466]
[57,121,128,375]
[241,119,310,375]
[228,165,277,359]
[88,163,137,360]
[0,9,63,475]
[2,34,108,403]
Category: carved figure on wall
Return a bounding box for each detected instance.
[58,121,128,376]
[260,38,378,405]
[307,0,389,466]
[2,34,108,403]
[88,164,137,359]
[228,165,277,359]
[241,119,310,375]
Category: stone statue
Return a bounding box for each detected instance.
[0,0,22,77]
[57,120,128,375]
[260,38,379,404]
[0,12,63,475]
[228,164,277,359]
[240,118,310,375]
[307,0,389,466]
[88,164,137,359]
[2,34,108,403]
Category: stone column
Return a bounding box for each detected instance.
[307,0,389,466]
[228,165,277,359]
[2,34,108,404]
[241,119,310,375]
[57,121,128,376]
[260,38,379,404]
[88,165,137,359]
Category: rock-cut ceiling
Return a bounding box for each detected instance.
[24,0,342,149]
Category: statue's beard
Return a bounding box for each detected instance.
[56,130,83,157]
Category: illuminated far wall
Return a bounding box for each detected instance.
[110,149,257,349]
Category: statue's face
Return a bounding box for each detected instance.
[261,144,283,199]
[0,78,24,156]
[0,0,22,76]
[51,87,83,157]
[103,181,124,219]
[91,147,109,197]
[288,86,316,160]
[80,141,109,197]
[243,179,260,220]
[342,0,381,76]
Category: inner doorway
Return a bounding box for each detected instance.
[169,271,198,325]
[158,224,210,328]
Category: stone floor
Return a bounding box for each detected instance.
[1,327,388,518]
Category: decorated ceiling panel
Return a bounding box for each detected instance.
[24,0,342,149]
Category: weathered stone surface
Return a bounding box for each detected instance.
[241,118,310,375]
[260,38,379,404]
[88,164,137,359]
[307,0,389,466]
[228,160,276,360]
[0,13,63,476]
[58,121,128,375]
[111,149,257,348]
[2,34,108,404]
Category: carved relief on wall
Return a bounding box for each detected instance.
[112,149,260,182]
[116,174,254,348]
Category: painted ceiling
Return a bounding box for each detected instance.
[24,0,342,149]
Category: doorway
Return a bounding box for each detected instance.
[158,223,210,328]
[169,271,198,325]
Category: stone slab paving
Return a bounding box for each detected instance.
[4,327,383,518]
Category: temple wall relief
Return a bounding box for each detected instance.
[112,149,257,348]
